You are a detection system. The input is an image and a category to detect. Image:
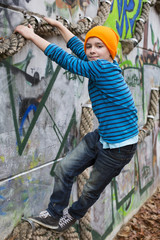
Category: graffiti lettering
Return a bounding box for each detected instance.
[142,165,150,179]
[63,70,84,83]
[126,73,140,87]
[19,104,37,137]
[110,0,142,38]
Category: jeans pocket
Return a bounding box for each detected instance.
[108,144,137,162]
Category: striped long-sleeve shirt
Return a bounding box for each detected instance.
[44,36,138,144]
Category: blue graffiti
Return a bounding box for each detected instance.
[0,195,5,200]
[0,210,6,216]
[19,104,37,136]
[116,0,123,20]
[22,190,29,203]
[0,186,6,216]
[111,0,142,38]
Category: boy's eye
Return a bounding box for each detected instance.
[86,45,103,49]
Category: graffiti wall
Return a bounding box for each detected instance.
[0,0,159,239]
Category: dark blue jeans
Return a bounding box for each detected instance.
[47,129,137,220]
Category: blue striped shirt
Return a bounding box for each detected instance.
[44,36,138,144]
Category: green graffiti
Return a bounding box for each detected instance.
[44,105,63,143]
[125,72,140,87]
[150,23,160,58]
[63,70,84,83]
[45,1,56,17]
[3,53,78,165]
[150,24,155,46]
[136,152,154,195]
[119,59,133,68]
[45,57,54,78]
[118,193,135,217]
[50,109,76,176]
[158,132,160,141]
[13,50,34,72]
[6,60,61,155]
[105,0,144,39]
[142,165,150,179]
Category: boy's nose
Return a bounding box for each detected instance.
[90,46,96,53]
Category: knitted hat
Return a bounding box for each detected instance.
[84,26,119,59]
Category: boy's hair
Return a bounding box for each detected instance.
[84,26,119,60]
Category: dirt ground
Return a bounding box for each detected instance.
[113,186,160,240]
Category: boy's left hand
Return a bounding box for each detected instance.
[43,17,61,28]
[14,24,35,40]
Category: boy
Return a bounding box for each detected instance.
[15,18,138,232]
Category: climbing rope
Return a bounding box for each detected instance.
[155,0,160,12]
[2,1,159,239]
[138,88,159,143]
[62,227,80,240]
[120,0,155,55]
[61,102,94,240]
[2,1,110,239]
[77,100,94,240]
[0,0,112,62]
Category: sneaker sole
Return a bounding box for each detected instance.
[28,217,59,230]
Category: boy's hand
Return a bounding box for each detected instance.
[43,17,74,43]
[14,24,35,40]
[15,23,51,52]
[43,17,61,27]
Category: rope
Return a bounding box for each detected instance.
[2,1,110,239]
[62,227,80,240]
[78,100,94,240]
[5,221,64,240]
[120,0,155,55]
[3,1,159,239]
[138,88,159,143]
[0,0,112,62]
[155,0,160,12]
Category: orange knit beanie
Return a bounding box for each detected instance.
[84,26,119,59]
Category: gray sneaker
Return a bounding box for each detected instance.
[28,210,59,229]
[56,213,76,232]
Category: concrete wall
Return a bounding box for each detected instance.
[0,0,159,239]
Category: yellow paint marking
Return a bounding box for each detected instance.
[0,156,5,163]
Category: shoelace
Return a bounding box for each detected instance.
[59,214,73,227]
[39,210,51,218]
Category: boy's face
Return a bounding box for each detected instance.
[85,37,113,62]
